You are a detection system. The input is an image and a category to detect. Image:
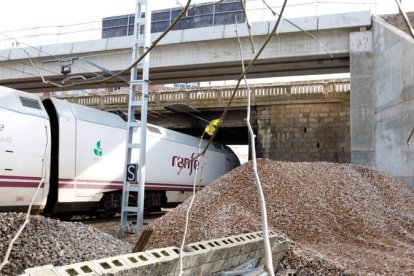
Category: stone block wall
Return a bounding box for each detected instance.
[256,94,350,163]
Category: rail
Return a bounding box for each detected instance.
[59,79,350,109]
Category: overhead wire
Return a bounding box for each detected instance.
[2,29,136,89]
[0,19,102,34]
[261,0,333,57]
[239,0,256,53]
[0,27,102,43]
[7,0,370,90]
[394,0,414,38]
[0,32,110,86]
[180,0,289,168]
[0,53,62,76]
[178,131,206,276]
[25,51,111,89]
[35,0,194,89]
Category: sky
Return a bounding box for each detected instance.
[0,0,413,34]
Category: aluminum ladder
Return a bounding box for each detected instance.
[119,0,151,231]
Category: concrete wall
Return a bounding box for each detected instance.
[256,93,350,163]
[372,18,414,187]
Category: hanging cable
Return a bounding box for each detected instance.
[24,50,111,88]
[179,0,289,169]
[394,0,414,38]
[178,132,206,276]
[239,0,256,53]
[0,125,49,273]
[0,53,62,76]
[1,31,111,84]
[36,0,194,89]
[0,19,102,34]
[0,27,102,43]
[235,18,274,275]
[260,0,333,58]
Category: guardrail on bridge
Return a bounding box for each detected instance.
[58,79,350,110]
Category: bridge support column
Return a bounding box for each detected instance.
[350,30,375,166]
[350,19,414,187]
[371,19,414,187]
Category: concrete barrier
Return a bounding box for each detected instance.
[22,231,290,276]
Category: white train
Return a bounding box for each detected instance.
[0,87,239,219]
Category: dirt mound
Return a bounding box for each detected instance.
[134,159,414,274]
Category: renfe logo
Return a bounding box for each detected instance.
[172,153,199,175]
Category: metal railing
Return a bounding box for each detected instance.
[60,79,350,109]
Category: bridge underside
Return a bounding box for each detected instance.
[144,109,252,145]
[167,126,250,145]
[0,55,350,93]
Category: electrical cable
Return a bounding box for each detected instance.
[25,51,108,88]
[239,0,256,53]
[180,0,289,168]
[259,0,333,57]
[11,0,367,90]
[0,125,49,273]
[0,19,102,34]
[178,131,206,276]
[0,32,109,84]
[37,0,194,89]
[0,27,102,43]
[235,18,274,275]
[24,50,124,89]
[394,0,414,38]
[0,32,62,60]
[0,53,62,76]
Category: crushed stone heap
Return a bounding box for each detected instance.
[0,213,132,276]
[136,159,414,275]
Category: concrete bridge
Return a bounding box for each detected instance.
[0,11,370,92]
[59,79,351,161]
[0,11,413,187]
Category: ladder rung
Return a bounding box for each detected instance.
[128,122,141,128]
[130,79,148,85]
[136,18,146,25]
[125,186,140,192]
[130,101,142,107]
[128,143,141,148]
[134,38,145,46]
[122,206,139,213]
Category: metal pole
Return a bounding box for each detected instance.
[137,0,152,228]
[120,0,142,229]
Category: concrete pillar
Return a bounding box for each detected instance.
[350,31,375,166]
[372,18,414,187]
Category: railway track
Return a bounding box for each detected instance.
[71,211,166,224]
[75,211,168,242]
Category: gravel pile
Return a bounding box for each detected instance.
[131,159,414,275]
[0,213,132,275]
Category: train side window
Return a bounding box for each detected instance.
[19,96,42,110]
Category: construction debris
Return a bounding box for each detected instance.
[132,159,414,275]
[0,213,131,276]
